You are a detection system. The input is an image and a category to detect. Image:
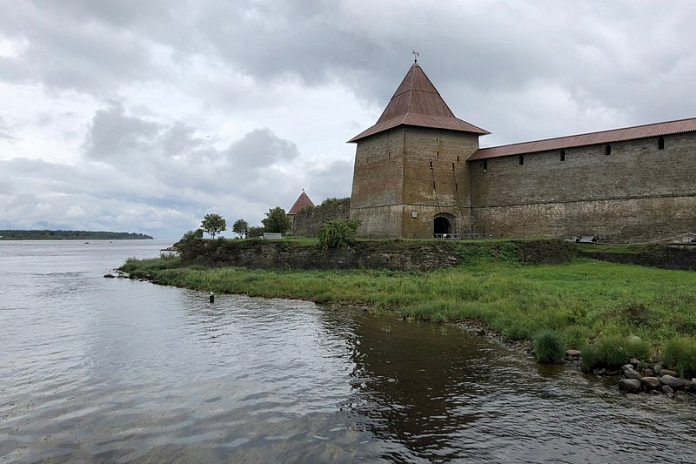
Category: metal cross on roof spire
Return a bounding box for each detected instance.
[412,50,419,63]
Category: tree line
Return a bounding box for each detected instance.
[0,230,153,240]
[196,207,290,239]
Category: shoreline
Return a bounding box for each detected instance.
[117,244,696,398]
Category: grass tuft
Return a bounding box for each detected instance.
[664,337,696,378]
[534,331,565,363]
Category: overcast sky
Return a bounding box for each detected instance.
[1,1,695,239]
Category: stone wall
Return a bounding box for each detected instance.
[470,133,696,242]
[290,198,351,236]
[178,239,575,271]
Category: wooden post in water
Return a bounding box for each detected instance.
[209,292,215,304]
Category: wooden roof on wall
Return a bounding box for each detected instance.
[348,63,489,143]
[469,117,696,161]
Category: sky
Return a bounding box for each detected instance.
[1,1,696,239]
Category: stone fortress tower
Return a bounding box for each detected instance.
[348,62,488,239]
[349,61,696,242]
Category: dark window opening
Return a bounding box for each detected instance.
[457,155,460,162]
[519,155,524,165]
[560,149,566,161]
[437,151,440,158]
[432,181,436,189]
[658,137,665,150]
[483,160,488,172]
[434,217,452,235]
[605,144,611,156]
[429,161,433,169]
[452,163,455,171]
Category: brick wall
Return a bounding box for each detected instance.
[470,133,696,241]
[350,129,405,238]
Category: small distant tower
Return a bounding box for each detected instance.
[348,62,489,238]
[286,189,315,235]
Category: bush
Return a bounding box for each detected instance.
[318,219,361,251]
[534,331,565,363]
[664,337,696,378]
[581,335,650,372]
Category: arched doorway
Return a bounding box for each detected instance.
[434,216,452,237]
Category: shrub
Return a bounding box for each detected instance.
[581,335,650,371]
[318,219,361,251]
[534,331,565,363]
[664,337,696,378]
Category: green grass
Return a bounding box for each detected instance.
[120,253,696,372]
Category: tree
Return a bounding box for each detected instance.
[261,207,290,234]
[232,219,249,238]
[201,213,226,239]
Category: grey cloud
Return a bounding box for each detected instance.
[84,102,160,160]
[0,103,309,236]
[225,128,299,170]
[305,159,353,203]
[0,2,157,93]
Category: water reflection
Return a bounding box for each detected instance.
[325,313,696,463]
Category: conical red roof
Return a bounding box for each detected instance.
[287,190,315,214]
[348,63,489,142]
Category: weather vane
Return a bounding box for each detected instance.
[412,50,419,63]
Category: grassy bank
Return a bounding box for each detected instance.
[121,249,696,375]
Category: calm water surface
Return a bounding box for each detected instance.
[1,240,696,463]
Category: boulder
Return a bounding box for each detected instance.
[103,273,115,278]
[629,358,641,367]
[621,364,642,380]
[661,385,674,395]
[643,368,655,377]
[566,349,582,357]
[653,363,663,375]
[640,377,660,390]
[660,369,678,377]
[618,379,642,393]
[659,375,687,390]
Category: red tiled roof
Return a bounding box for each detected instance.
[287,190,315,215]
[348,63,489,143]
[469,117,696,161]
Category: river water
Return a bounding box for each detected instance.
[1,240,696,463]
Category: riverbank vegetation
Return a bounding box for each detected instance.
[120,243,696,375]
